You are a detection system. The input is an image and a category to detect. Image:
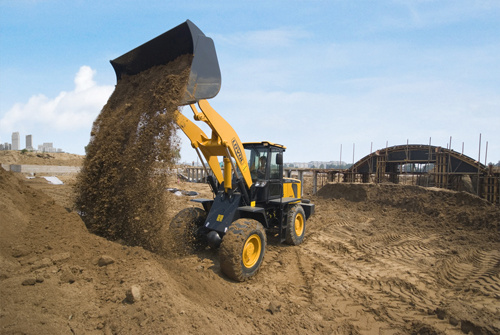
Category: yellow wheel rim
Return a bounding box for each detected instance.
[242,234,261,268]
[294,213,304,236]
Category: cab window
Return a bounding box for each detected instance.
[269,151,280,180]
[245,147,268,182]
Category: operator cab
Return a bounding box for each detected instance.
[244,142,286,204]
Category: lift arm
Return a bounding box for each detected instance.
[174,109,224,184]
[174,99,253,191]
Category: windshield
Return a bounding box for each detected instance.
[245,146,268,182]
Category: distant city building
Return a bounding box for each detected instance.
[1,142,12,150]
[36,142,62,153]
[12,132,20,150]
[39,142,54,152]
[26,135,33,150]
[1,132,63,152]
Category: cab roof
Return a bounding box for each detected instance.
[243,141,286,149]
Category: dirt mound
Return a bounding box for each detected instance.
[0,151,84,166]
[0,168,99,333]
[0,169,31,240]
[0,168,233,334]
[74,56,191,250]
[2,166,500,334]
[317,183,500,229]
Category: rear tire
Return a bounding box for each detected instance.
[219,218,266,282]
[285,205,306,245]
[169,207,207,252]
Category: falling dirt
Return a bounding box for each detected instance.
[1,158,499,334]
[74,55,192,251]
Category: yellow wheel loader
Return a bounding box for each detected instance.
[111,20,314,281]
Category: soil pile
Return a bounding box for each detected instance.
[317,182,500,229]
[2,167,500,334]
[0,168,101,334]
[0,168,228,334]
[74,56,191,251]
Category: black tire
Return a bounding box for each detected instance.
[219,218,266,282]
[285,205,306,245]
[169,207,207,252]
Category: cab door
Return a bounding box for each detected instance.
[268,149,284,200]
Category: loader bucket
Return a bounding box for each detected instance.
[110,20,221,105]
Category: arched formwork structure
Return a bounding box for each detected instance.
[347,144,499,205]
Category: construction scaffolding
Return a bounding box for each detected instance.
[348,144,499,205]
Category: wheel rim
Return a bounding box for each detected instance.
[294,213,304,236]
[242,234,261,268]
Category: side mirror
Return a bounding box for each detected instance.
[276,153,283,165]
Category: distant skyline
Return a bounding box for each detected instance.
[1,1,499,164]
[2,131,62,152]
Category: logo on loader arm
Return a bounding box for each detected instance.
[231,138,244,164]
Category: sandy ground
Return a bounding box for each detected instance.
[1,153,499,335]
[0,151,84,166]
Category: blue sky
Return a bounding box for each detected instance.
[1,0,499,164]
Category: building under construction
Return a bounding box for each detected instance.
[347,144,499,205]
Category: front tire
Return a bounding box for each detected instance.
[219,218,266,282]
[285,205,306,245]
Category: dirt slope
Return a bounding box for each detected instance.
[1,167,499,334]
[0,151,84,166]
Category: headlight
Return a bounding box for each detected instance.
[255,180,267,187]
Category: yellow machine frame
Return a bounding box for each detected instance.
[174,99,252,193]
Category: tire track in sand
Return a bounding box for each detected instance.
[303,214,465,334]
[437,249,500,298]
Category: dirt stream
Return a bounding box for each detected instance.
[74,55,189,250]
[1,154,499,334]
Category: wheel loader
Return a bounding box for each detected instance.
[111,20,314,281]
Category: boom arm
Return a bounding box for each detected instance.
[174,110,224,183]
[174,99,253,191]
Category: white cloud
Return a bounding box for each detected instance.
[0,66,113,133]
[0,66,113,153]
[74,65,97,92]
